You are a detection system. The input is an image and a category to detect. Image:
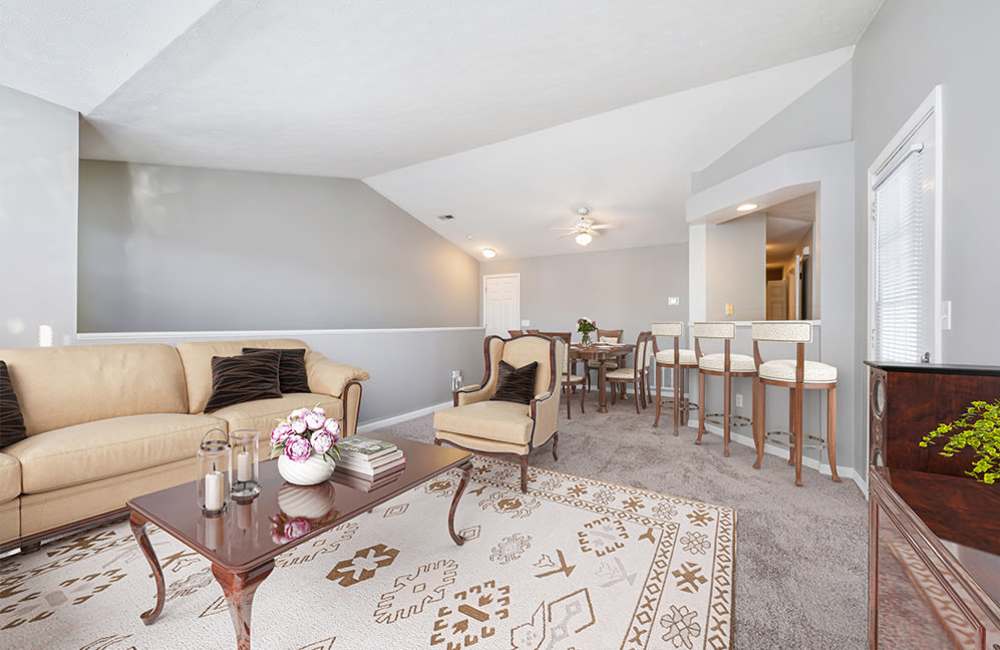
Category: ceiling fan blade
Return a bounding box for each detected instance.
[550,227,578,232]
[558,232,578,239]
[590,224,613,230]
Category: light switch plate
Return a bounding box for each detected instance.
[521,320,530,327]
[668,296,680,306]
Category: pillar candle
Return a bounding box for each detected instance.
[204,470,224,512]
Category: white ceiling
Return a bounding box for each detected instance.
[70,0,878,178]
[367,49,851,259]
[0,0,219,113]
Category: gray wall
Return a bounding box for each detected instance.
[78,160,480,332]
[80,328,485,425]
[693,61,852,194]
[705,214,766,321]
[481,244,688,344]
[0,85,79,349]
[853,0,1000,365]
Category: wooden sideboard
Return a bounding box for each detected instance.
[866,362,1000,648]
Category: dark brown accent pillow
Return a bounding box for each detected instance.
[204,350,282,412]
[242,347,310,394]
[490,361,538,405]
[0,361,27,447]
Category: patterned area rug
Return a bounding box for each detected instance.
[0,458,735,649]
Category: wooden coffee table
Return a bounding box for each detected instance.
[127,436,473,649]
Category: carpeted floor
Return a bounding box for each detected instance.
[377,397,869,649]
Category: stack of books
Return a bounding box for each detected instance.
[334,437,405,490]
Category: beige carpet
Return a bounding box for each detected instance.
[380,400,868,649]
[0,456,734,649]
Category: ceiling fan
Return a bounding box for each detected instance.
[551,207,612,246]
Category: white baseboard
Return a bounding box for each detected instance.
[694,419,867,494]
[358,401,452,433]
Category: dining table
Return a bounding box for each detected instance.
[570,342,635,413]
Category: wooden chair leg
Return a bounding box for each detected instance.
[672,364,680,436]
[566,384,571,420]
[788,387,796,465]
[611,382,617,405]
[654,365,663,427]
[646,369,652,406]
[552,432,559,461]
[794,384,804,487]
[827,385,841,482]
[696,371,705,444]
[519,456,528,493]
[580,380,586,414]
[681,369,690,425]
[633,380,641,414]
[753,379,765,469]
[723,372,732,457]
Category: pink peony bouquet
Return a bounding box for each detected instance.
[271,406,341,463]
[270,514,313,543]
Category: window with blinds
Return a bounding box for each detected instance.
[872,144,931,362]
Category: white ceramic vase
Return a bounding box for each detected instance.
[277,453,335,486]
[277,482,336,520]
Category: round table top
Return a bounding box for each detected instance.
[570,342,633,359]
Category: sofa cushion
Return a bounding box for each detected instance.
[0,344,189,435]
[204,350,282,412]
[0,361,27,447]
[434,401,533,446]
[210,394,344,448]
[178,339,310,414]
[0,453,20,502]
[4,413,225,494]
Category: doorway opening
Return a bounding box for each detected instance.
[765,193,815,320]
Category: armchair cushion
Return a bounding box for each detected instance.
[434,401,533,446]
[306,353,370,398]
[491,361,538,405]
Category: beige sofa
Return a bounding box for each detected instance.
[0,338,368,548]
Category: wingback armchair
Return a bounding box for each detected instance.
[434,334,564,492]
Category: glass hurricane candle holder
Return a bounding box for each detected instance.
[450,370,464,392]
[230,429,261,500]
[197,428,231,515]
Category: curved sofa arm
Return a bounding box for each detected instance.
[306,352,370,398]
[454,384,491,407]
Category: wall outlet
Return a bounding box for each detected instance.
[734,393,743,409]
[521,319,530,327]
[668,296,680,306]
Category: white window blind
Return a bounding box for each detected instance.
[873,147,928,362]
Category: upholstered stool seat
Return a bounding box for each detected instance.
[758,359,838,383]
[605,367,638,380]
[698,352,756,373]
[563,373,586,383]
[654,348,697,365]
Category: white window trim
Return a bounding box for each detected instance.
[866,85,944,363]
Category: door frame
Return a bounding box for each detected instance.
[866,85,943,363]
[481,273,521,334]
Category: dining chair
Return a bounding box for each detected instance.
[540,331,586,418]
[587,326,625,394]
[751,321,839,487]
[651,322,698,434]
[606,331,652,414]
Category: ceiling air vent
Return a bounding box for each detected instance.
[437,214,455,221]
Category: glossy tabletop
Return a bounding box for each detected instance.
[570,342,633,360]
[127,436,471,572]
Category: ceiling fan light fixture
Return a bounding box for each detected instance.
[481,247,497,259]
[575,232,593,246]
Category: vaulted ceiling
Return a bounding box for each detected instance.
[0,1,880,258]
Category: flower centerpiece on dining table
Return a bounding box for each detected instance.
[577,317,597,346]
[271,406,342,485]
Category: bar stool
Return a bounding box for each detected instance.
[751,321,839,487]
[651,322,698,434]
[694,322,757,456]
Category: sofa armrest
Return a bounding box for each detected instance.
[306,353,369,398]
[454,384,491,407]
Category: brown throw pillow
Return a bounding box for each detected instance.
[242,347,310,394]
[204,350,282,412]
[0,361,27,447]
[490,360,538,405]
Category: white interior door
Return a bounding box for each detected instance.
[766,280,787,320]
[483,274,520,337]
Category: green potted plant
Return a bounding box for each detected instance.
[577,317,597,346]
[920,399,1000,484]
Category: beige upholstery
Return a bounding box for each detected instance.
[564,373,586,382]
[0,500,18,544]
[698,352,756,373]
[655,349,697,365]
[751,320,813,343]
[436,335,561,453]
[177,338,309,414]
[306,352,370,398]
[6,413,225,494]
[434,401,533,445]
[587,360,618,370]
[435,431,529,456]
[759,359,837,383]
[651,322,684,337]
[0,344,188,435]
[606,367,640,380]
[0,453,21,503]
[19,457,198,536]
[692,322,736,339]
[211,393,343,456]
